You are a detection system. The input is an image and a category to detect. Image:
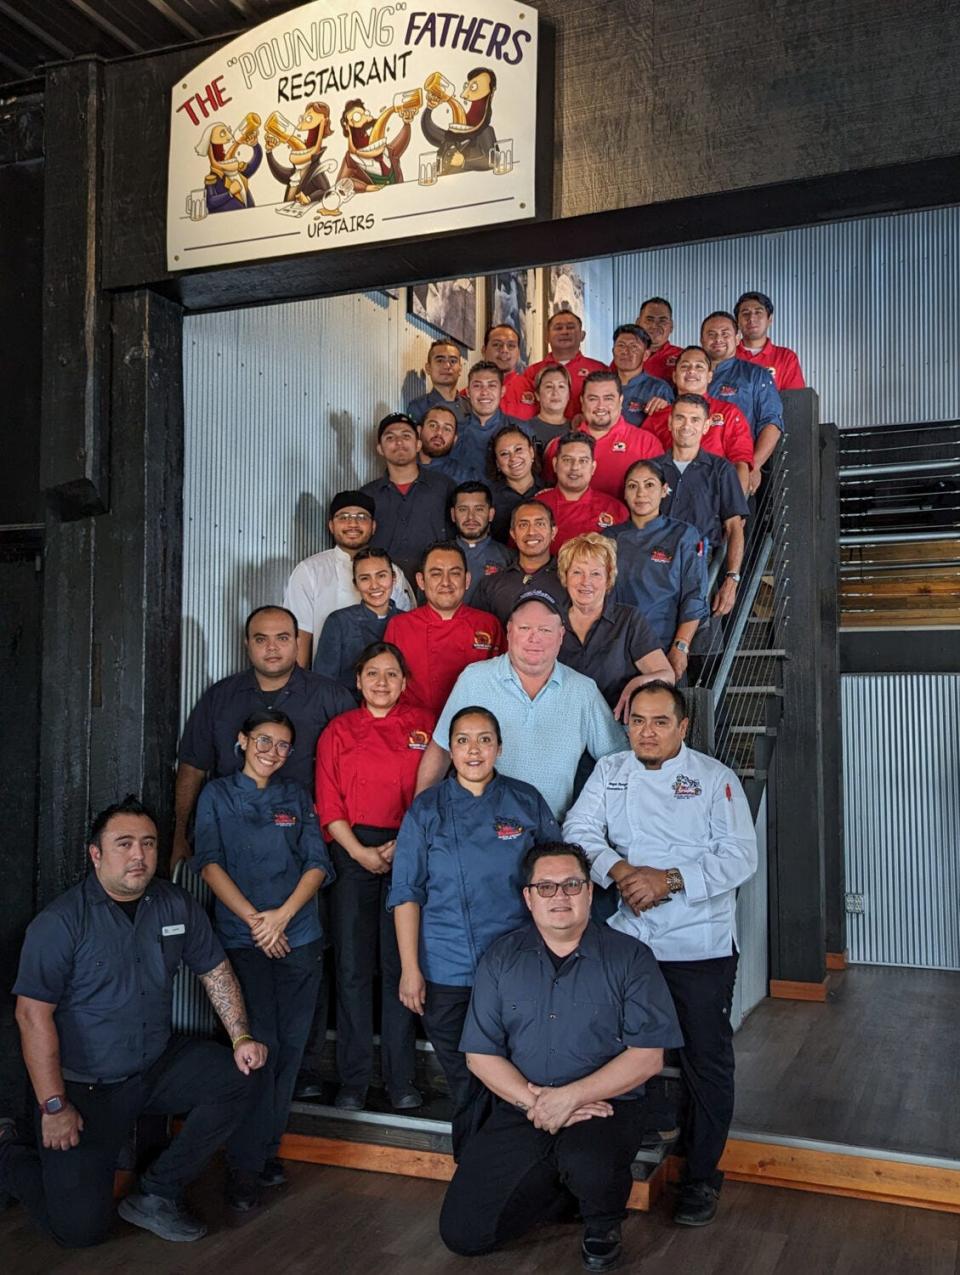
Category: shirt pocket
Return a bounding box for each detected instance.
[570,1001,623,1058]
[159,931,187,976]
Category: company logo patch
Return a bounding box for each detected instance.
[612,441,627,452]
[650,548,673,564]
[665,354,678,367]
[494,819,524,840]
[725,783,733,802]
[708,413,724,429]
[672,774,702,799]
[597,512,615,528]
[627,399,641,413]
[718,384,736,396]
[407,730,430,751]
[606,781,628,791]
[472,630,494,651]
[521,392,536,405]
[484,563,501,576]
[273,811,297,826]
[696,539,704,557]
[578,366,590,377]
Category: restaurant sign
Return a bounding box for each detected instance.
[166,0,539,270]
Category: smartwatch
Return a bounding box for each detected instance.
[39,1095,67,1115]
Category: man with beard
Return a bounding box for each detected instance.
[448,481,514,605]
[472,500,565,623]
[418,405,472,485]
[542,371,660,498]
[338,97,414,192]
[523,311,606,420]
[421,67,498,175]
[701,311,783,493]
[284,489,416,669]
[538,434,628,552]
[264,101,335,204]
[611,325,675,425]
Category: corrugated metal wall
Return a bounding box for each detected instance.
[842,674,960,969]
[610,206,960,430]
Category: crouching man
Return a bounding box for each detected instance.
[0,797,268,1246]
[439,841,682,1272]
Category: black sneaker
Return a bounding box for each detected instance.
[0,1117,17,1209]
[389,1085,423,1111]
[581,1224,622,1272]
[258,1157,287,1189]
[673,1180,720,1227]
[225,1170,262,1220]
[333,1085,368,1111]
[293,1074,325,1101]
[118,1191,208,1242]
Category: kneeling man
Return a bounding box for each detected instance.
[0,797,267,1246]
[440,841,681,1272]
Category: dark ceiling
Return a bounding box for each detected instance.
[0,0,304,89]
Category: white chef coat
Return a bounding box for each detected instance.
[283,545,415,640]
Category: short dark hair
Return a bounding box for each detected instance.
[556,430,596,456]
[613,323,652,347]
[637,296,673,317]
[419,539,467,574]
[89,795,156,848]
[466,65,497,91]
[377,411,419,441]
[522,841,591,884]
[701,310,737,334]
[546,309,583,330]
[468,358,505,385]
[449,705,502,746]
[734,291,774,319]
[245,605,299,639]
[676,344,710,364]
[352,545,393,579]
[581,369,621,395]
[452,480,493,506]
[672,393,710,416]
[510,498,555,528]
[426,338,462,359]
[239,708,296,745]
[624,458,666,487]
[483,322,520,347]
[627,678,688,722]
[420,403,459,428]
[354,640,409,679]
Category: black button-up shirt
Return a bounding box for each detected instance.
[361,467,455,582]
[560,600,663,708]
[489,478,545,544]
[657,449,749,548]
[13,874,225,1084]
[178,664,354,795]
[471,560,567,625]
[460,920,682,1094]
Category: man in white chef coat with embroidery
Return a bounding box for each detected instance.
[563,679,756,1229]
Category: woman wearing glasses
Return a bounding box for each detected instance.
[192,708,332,1213]
[315,641,435,1113]
[388,706,560,1155]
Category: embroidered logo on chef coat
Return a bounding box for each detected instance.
[494,819,524,839]
[718,385,736,396]
[521,391,536,405]
[273,811,297,826]
[606,781,628,791]
[696,540,704,557]
[650,548,672,564]
[578,366,590,377]
[611,441,627,452]
[627,399,641,413]
[672,774,702,799]
[484,563,501,576]
[708,413,724,430]
[597,512,615,528]
[407,730,430,750]
[473,630,495,650]
[725,783,733,802]
[665,354,678,368]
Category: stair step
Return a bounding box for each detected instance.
[724,686,784,695]
[727,725,777,736]
[732,649,787,658]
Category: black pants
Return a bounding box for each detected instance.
[0,1036,257,1248]
[226,938,323,1167]
[421,982,483,1159]
[659,948,739,1186]
[299,894,332,1078]
[440,1098,642,1255]
[330,830,416,1092]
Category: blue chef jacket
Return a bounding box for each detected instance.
[708,357,783,437]
[605,516,709,651]
[387,773,560,986]
[191,771,334,950]
[619,371,676,426]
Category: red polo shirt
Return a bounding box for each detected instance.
[643,342,683,384]
[523,351,608,418]
[542,418,662,499]
[500,368,538,420]
[538,485,629,552]
[384,603,503,714]
[643,395,755,467]
[316,701,436,831]
[736,339,805,390]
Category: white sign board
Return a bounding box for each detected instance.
[166,0,539,270]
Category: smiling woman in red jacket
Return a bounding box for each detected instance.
[315,641,435,1113]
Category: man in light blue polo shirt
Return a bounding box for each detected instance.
[415,590,625,818]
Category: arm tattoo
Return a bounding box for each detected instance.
[199,959,250,1043]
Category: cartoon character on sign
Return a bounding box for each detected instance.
[313,177,358,219]
[264,102,338,205]
[189,115,262,217]
[421,67,498,175]
[337,91,421,193]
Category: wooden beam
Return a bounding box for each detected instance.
[825,950,848,971]
[769,978,830,1002]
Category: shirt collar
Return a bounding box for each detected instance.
[503,653,563,691]
[82,871,154,907]
[519,918,602,957]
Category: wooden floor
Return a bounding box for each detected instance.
[4,1159,960,1275]
[733,964,960,1159]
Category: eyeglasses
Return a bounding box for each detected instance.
[334,512,372,523]
[525,878,588,898]
[252,735,294,757]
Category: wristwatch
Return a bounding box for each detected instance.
[725,572,741,583]
[672,639,690,654]
[665,868,685,894]
[39,1095,67,1115]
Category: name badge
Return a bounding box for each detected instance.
[161,924,186,937]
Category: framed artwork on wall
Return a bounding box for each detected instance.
[485,268,543,366]
[409,277,479,349]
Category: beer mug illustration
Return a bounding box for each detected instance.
[418,151,439,186]
[489,139,514,175]
[264,110,306,151]
[232,112,261,147]
[423,72,467,123]
[185,188,207,221]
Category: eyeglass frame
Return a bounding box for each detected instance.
[250,734,294,757]
[524,877,589,898]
